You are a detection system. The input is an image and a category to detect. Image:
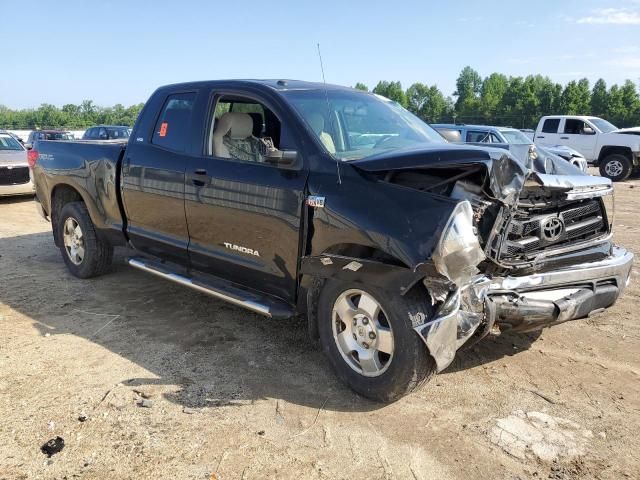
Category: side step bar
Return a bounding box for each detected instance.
[128,258,293,319]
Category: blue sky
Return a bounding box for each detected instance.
[1,0,639,108]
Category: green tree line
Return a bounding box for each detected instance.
[2,66,639,130]
[358,66,640,128]
[0,100,145,129]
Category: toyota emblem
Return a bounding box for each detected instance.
[542,217,564,241]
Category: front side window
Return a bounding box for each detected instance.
[542,118,560,133]
[152,92,196,152]
[564,119,590,135]
[207,95,286,163]
[283,89,444,161]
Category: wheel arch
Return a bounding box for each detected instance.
[598,146,633,163]
[298,243,430,341]
[50,183,86,247]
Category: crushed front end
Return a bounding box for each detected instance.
[402,150,633,371]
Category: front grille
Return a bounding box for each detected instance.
[0,166,30,186]
[500,199,607,261]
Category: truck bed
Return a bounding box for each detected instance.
[33,139,128,238]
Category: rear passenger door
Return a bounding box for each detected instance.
[536,118,561,147]
[120,91,196,265]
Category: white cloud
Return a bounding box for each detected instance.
[607,56,640,69]
[612,45,640,54]
[576,8,640,24]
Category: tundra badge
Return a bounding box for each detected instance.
[223,242,260,257]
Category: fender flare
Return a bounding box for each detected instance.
[299,253,428,340]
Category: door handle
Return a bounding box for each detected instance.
[560,136,569,140]
[192,169,207,187]
[536,136,545,139]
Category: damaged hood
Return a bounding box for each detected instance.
[613,127,640,136]
[541,144,585,159]
[351,144,610,204]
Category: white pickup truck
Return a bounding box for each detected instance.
[535,115,640,181]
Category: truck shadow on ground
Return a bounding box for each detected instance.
[1,231,540,412]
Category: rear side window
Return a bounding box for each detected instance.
[466,130,489,142]
[152,92,196,152]
[542,119,560,133]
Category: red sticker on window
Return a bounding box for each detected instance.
[159,122,168,137]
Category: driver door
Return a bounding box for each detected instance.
[559,119,598,159]
[184,90,308,302]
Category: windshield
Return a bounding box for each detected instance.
[283,89,445,160]
[0,133,24,151]
[590,118,617,133]
[500,129,532,145]
[107,127,130,139]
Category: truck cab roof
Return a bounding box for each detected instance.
[155,79,360,94]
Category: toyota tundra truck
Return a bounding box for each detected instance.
[535,115,640,181]
[30,80,633,402]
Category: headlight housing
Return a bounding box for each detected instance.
[601,190,615,231]
[432,201,486,287]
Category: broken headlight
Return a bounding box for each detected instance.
[601,190,615,231]
[432,201,486,287]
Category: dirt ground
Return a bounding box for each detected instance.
[1,175,639,480]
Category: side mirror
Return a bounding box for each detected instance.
[25,143,33,150]
[264,149,299,167]
[583,126,595,135]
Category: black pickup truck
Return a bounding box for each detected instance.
[31,80,633,402]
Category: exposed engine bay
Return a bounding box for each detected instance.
[378,149,613,276]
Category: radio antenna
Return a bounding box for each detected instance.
[317,43,341,184]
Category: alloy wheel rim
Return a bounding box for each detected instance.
[605,160,623,177]
[331,289,394,377]
[63,217,85,265]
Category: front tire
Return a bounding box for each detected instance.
[57,202,113,278]
[317,280,436,402]
[599,154,632,181]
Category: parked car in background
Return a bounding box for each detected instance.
[30,79,632,402]
[432,124,588,172]
[535,115,640,181]
[82,125,131,141]
[0,130,33,196]
[25,130,74,149]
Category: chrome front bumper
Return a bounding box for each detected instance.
[415,246,634,371]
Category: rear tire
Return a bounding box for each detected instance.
[317,280,436,402]
[57,202,113,278]
[599,154,632,181]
